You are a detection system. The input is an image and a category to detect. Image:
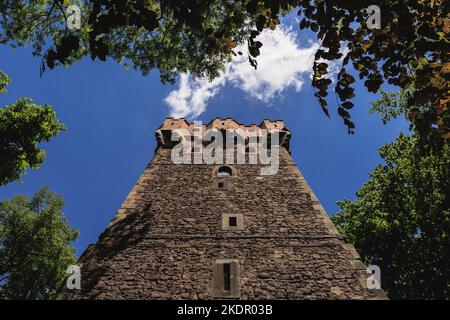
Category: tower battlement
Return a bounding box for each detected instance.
[155,117,291,151]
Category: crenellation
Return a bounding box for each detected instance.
[156,118,291,151]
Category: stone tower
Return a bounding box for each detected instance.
[61,118,386,300]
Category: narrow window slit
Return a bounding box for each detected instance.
[223,263,231,291]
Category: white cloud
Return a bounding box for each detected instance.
[164,73,226,118]
[164,26,326,119]
[227,27,319,102]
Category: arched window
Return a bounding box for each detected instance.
[218,166,232,177]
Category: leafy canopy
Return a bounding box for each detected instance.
[0,1,448,136]
[333,133,450,299]
[0,187,79,300]
[333,80,450,299]
[0,70,11,93]
[0,76,65,185]
[0,0,254,83]
[294,0,449,137]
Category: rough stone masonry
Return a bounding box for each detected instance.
[59,118,387,300]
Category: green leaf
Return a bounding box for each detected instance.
[0,187,79,299]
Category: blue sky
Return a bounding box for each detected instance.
[0,21,409,257]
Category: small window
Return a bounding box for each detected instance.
[213,259,239,297]
[222,214,244,230]
[228,216,237,227]
[218,166,232,177]
[223,263,231,291]
[218,181,224,188]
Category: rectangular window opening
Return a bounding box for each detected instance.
[223,263,231,292]
[218,181,224,188]
[229,216,237,227]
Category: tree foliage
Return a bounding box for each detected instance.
[332,132,450,299]
[0,0,254,83]
[0,70,11,94]
[369,89,410,125]
[0,187,79,300]
[0,1,448,135]
[295,0,449,137]
[0,76,65,185]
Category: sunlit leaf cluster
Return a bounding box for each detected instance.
[0,187,79,299]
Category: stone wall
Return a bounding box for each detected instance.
[60,118,387,300]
